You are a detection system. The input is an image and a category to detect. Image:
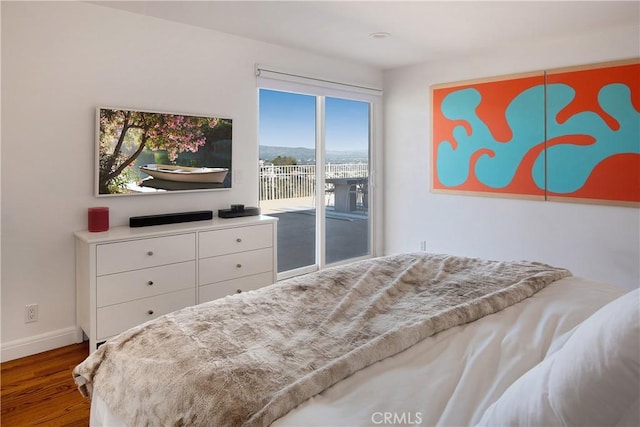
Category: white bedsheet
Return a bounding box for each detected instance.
[91,276,625,426]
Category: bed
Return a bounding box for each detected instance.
[74,252,640,426]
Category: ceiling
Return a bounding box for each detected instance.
[94,1,639,70]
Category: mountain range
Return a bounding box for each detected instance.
[259,145,367,164]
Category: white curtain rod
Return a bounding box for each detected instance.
[255,67,383,94]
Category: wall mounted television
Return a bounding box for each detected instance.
[96,107,232,196]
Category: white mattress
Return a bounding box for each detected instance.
[90,276,625,426]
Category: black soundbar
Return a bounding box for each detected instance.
[129,210,213,227]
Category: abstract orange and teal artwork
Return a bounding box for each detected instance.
[431,59,639,206]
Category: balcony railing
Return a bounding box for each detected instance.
[259,163,368,201]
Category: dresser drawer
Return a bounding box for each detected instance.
[97,261,195,307]
[199,248,273,285]
[96,288,195,340]
[199,272,273,303]
[97,234,195,276]
[199,224,272,258]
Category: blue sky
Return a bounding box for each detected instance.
[259,89,369,151]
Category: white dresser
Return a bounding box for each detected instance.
[75,215,277,351]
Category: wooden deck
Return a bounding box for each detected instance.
[263,197,370,272]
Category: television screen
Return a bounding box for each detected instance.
[96,107,232,196]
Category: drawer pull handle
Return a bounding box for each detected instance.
[147,310,154,315]
[236,238,242,243]
[147,251,154,256]
[236,289,242,294]
[147,281,154,286]
[236,263,242,268]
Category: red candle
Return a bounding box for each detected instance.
[88,207,109,232]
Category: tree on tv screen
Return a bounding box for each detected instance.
[98,109,220,194]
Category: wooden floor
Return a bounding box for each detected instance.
[1,342,91,426]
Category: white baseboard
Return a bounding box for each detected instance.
[1,326,83,362]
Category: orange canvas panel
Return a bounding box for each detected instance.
[432,73,545,198]
[545,61,640,204]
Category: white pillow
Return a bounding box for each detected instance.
[479,288,640,426]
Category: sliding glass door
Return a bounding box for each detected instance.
[259,89,317,273]
[324,97,370,264]
[259,88,373,277]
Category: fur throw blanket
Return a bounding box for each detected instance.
[73,252,570,426]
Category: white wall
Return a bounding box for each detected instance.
[383,25,640,290]
[0,1,381,360]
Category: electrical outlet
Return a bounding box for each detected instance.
[25,304,38,323]
[420,240,427,251]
